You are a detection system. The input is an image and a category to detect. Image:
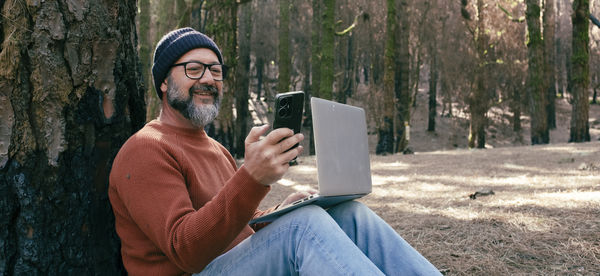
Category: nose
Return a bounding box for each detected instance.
[199,68,216,83]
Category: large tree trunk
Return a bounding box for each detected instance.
[569,0,590,142]
[526,0,550,145]
[0,1,145,274]
[376,0,396,155]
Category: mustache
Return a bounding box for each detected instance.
[190,84,218,95]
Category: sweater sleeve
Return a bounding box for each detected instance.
[110,139,269,272]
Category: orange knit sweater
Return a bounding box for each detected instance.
[109,120,272,275]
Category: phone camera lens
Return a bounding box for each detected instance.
[278,105,290,117]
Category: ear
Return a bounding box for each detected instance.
[160,79,168,94]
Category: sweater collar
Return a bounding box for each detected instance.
[149,119,208,139]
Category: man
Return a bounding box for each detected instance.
[109,27,441,275]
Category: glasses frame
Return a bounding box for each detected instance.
[171,61,228,81]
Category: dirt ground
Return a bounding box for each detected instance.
[257,94,600,275]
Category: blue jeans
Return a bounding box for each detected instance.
[195,201,441,275]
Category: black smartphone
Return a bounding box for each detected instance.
[273,91,305,157]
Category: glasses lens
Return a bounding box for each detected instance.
[185,62,205,78]
[208,64,224,80]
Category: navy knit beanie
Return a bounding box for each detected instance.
[152,27,224,99]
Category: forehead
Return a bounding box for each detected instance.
[175,48,219,64]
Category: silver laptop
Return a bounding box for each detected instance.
[249,97,372,224]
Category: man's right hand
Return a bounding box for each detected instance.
[243,124,304,186]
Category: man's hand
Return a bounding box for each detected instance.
[243,125,304,186]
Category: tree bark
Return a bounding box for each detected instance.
[277,0,291,93]
[319,0,335,100]
[467,0,489,149]
[138,0,154,122]
[569,0,591,142]
[394,0,410,153]
[308,0,322,155]
[0,1,145,274]
[428,51,438,132]
[526,0,550,145]
[376,0,396,155]
[544,0,557,129]
[204,0,237,151]
[234,2,252,158]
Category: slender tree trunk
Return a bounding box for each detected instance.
[191,0,206,31]
[319,0,335,100]
[256,57,264,100]
[337,33,354,104]
[138,0,152,123]
[395,0,411,152]
[277,0,291,93]
[376,0,396,155]
[234,2,252,158]
[0,1,145,274]
[428,52,438,132]
[411,48,422,108]
[308,0,322,155]
[468,0,489,149]
[544,0,557,129]
[511,85,523,132]
[569,0,590,142]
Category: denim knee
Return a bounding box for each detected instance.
[327,201,371,221]
[286,205,333,226]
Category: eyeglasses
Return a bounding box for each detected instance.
[171,61,228,81]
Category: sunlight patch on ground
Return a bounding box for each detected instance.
[502,163,530,171]
[276,178,315,192]
[535,191,600,203]
[370,200,558,232]
[420,149,473,156]
[371,161,412,170]
[277,178,296,186]
[371,175,411,186]
[539,146,597,154]
[289,165,317,174]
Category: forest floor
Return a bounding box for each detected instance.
[255,91,600,275]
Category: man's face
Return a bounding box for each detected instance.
[162,48,224,127]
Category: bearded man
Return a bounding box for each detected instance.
[109,27,440,276]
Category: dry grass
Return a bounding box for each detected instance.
[253,90,600,274]
[260,142,600,275]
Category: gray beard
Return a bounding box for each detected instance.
[166,78,221,128]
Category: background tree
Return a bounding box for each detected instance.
[569,0,591,142]
[376,0,397,155]
[544,0,557,129]
[395,0,411,152]
[0,1,144,274]
[308,0,322,155]
[234,2,253,158]
[319,0,335,100]
[526,0,550,144]
[277,0,291,93]
[203,0,238,151]
[461,0,492,149]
